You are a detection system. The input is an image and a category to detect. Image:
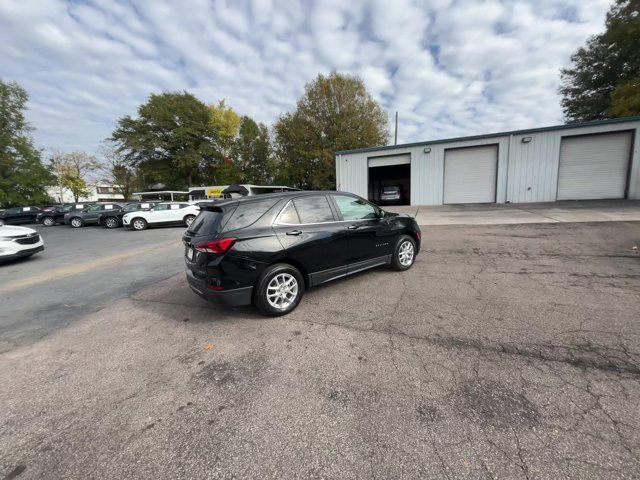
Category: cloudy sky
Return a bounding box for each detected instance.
[1,0,610,157]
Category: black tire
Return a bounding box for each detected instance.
[104,216,119,229]
[253,263,304,316]
[42,217,55,227]
[184,214,196,227]
[69,217,84,228]
[390,235,416,271]
[131,217,147,231]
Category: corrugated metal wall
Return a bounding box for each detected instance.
[336,119,640,205]
[507,122,640,203]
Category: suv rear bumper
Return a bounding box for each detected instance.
[185,268,253,307]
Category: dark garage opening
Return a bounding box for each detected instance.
[368,164,411,206]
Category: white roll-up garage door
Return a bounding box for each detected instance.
[368,154,410,168]
[444,145,498,204]
[557,131,632,200]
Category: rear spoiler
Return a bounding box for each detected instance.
[197,204,226,212]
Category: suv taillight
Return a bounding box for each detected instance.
[194,238,237,254]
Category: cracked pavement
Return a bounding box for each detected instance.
[1,221,639,479]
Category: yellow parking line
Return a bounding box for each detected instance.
[0,240,181,294]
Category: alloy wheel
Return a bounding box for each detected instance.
[133,219,145,230]
[266,273,298,310]
[43,217,54,226]
[398,240,414,266]
[71,218,82,228]
[105,218,118,228]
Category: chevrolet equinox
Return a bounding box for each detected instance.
[183,191,421,316]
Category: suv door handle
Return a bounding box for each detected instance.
[286,229,302,236]
[347,224,360,230]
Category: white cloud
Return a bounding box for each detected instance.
[0,0,611,154]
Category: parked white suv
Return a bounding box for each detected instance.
[0,224,44,262]
[122,202,199,231]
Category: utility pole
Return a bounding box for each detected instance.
[394,111,398,145]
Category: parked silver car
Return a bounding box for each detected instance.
[380,186,402,205]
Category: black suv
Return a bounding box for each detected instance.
[183,191,421,316]
[98,202,158,228]
[37,203,93,226]
[64,203,124,228]
[0,206,42,225]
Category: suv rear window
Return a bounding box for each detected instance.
[223,198,277,232]
[382,186,399,193]
[187,209,230,235]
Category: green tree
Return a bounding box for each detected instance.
[200,99,243,184]
[209,99,241,160]
[610,79,640,116]
[51,151,101,202]
[111,92,217,188]
[560,0,640,121]
[232,116,272,184]
[0,79,53,207]
[274,72,388,190]
[214,160,243,185]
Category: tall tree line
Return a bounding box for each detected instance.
[110,72,388,192]
[110,93,280,191]
[2,72,388,207]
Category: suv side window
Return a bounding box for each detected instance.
[333,195,378,220]
[154,204,170,211]
[86,204,103,212]
[293,195,335,223]
[224,199,277,231]
[277,202,300,224]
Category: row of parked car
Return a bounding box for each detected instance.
[0,201,201,230]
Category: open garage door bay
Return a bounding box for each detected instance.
[557,131,633,200]
[444,145,498,204]
[368,154,411,205]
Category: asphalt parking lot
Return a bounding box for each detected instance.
[0,224,184,352]
[1,220,640,479]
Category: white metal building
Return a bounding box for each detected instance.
[335,116,640,205]
[46,182,125,203]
